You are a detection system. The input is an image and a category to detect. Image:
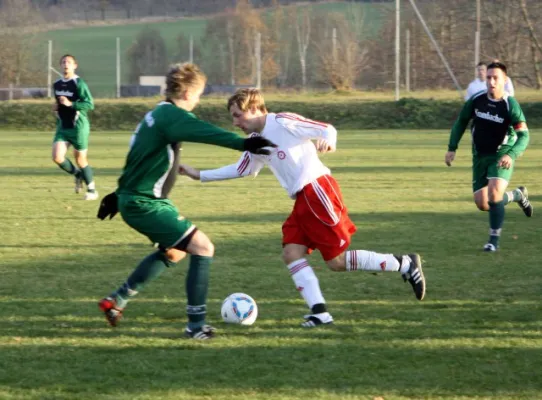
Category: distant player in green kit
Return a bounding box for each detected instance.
[52,54,98,200]
[445,61,533,252]
[96,63,275,340]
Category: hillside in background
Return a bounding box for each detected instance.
[35,1,388,97]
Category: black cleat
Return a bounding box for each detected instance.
[185,325,216,340]
[517,186,533,217]
[401,253,426,301]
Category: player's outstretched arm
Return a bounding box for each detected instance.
[446,98,474,164]
[164,113,276,154]
[179,164,201,180]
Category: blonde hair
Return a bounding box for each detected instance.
[165,63,207,100]
[227,88,268,113]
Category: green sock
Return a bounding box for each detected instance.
[113,251,176,308]
[503,189,522,204]
[186,255,212,330]
[81,165,95,192]
[488,200,505,247]
[57,159,79,175]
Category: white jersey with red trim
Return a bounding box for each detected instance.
[199,112,337,198]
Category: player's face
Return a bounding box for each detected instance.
[229,104,260,134]
[61,57,77,78]
[486,68,506,98]
[477,65,487,81]
[184,83,205,111]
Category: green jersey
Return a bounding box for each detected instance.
[448,91,529,159]
[117,101,245,198]
[54,76,94,130]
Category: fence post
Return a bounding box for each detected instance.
[116,37,121,98]
[255,32,262,89]
[47,40,52,98]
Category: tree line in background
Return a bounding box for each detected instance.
[1,0,542,92]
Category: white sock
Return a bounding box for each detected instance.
[346,250,408,273]
[287,259,325,309]
[88,181,96,191]
[504,191,514,205]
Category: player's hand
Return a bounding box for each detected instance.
[97,192,118,220]
[58,96,72,107]
[178,164,200,180]
[497,154,513,169]
[52,103,58,112]
[445,151,456,166]
[315,139,336,153]
[243,136,277,155]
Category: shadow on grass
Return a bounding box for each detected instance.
[0,327,541,398]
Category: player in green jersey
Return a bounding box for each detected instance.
[445,61,533,252]
[52,54,98,200]
[96,63,275,340]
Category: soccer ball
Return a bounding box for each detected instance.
[221,293,258,325]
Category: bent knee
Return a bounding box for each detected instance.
[52,156,64,165]
[164,248,186,263]
[475,202,489,211]
[282,248,303,264]
[326,259,343,271]
[203,241,215,257]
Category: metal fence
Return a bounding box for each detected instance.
[2,0,542,99]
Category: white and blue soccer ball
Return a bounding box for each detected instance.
[221,293,258,325]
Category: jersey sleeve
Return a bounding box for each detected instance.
[448,98,474,151]
[465,83,473,101]
[275,113,337,148]
[505,79,515,97]
[507,98,529,160]
[200,151,265,182]
[72,79,94,112]
[162,110,245,151]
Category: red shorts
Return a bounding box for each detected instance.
[282,175,357,261]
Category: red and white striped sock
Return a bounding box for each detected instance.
[346,250,403,272]
[287,258,325,309]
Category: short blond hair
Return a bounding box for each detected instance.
[165,63,207,100]
[227,88,268,113]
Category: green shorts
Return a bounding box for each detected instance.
[53,125,90,151]
[472,154,514,192]
[118,194,195,249]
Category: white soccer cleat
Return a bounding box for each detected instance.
[84,191,99,201]
[483,243,497,252]
[74,175,83,194]
[301,312,334,328]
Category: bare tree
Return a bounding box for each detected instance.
[0,0,44,86]
[295,9,311,89]
[518,0,542,89]
[312,13,369,90]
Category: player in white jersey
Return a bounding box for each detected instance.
[180,88,426,327]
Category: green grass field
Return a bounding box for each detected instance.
[35,1,386,97]
[1,129,542,400]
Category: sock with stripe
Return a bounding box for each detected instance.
[80,165,96,193]
[488,200,505,247]
[186,255,212,331]
[287,258,326,312]
[113,251,176,308]
[346,250,409,274]
[503,189,522,205]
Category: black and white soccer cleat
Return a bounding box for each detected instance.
[401,253,426,301]
[517,186,533,217]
